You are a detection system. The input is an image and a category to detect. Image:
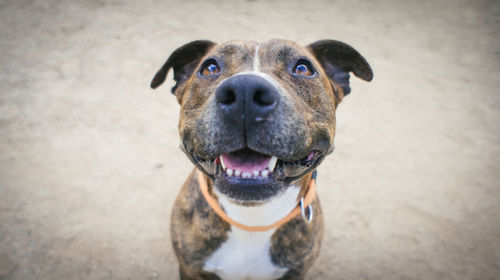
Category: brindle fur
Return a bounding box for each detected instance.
[171,170,227,280]
[271,173,324,280]
[152,39,372,279]
[172,170,322,280]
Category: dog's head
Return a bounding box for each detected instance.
[151,39,372,204]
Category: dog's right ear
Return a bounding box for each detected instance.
[307,40,373,103]
[150,40,216,97]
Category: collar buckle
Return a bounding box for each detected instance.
[300,197,313,222]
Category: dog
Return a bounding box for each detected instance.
[151,39,372,280]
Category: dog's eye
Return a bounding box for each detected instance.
[200,60,221,76]
[293,60,314,76]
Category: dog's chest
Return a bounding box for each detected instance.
[203,228,286,280]
[202,186,300,280]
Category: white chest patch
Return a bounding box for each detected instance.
[203,186,300,280]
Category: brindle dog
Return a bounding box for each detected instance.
[151,39,372,280]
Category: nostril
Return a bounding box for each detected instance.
[219,89,236,106]
[253,90,275,107]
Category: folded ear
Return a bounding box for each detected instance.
[150,40,216,97]
[307,40,373,101]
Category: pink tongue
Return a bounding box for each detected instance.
[222,151,271,173]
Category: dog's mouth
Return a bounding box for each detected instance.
[216,148,320,180]
[191,147,322,202]
[217,148,278,180]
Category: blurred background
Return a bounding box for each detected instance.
[1,0,499,279]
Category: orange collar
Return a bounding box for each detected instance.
[198,170,316,232]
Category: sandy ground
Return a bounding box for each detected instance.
[1,0,499,279]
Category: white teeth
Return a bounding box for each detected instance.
[224,168,271,178]
[220,156,226,170]
[220,156,275,178]
[268,156,278,171]
[261,170,269,178]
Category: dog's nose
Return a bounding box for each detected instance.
[215,74,279,125]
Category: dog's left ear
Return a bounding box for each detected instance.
[307,40,373,102]
[150,40,216,99]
